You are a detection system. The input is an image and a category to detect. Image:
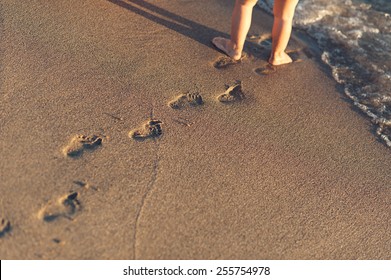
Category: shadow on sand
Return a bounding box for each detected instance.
[107,0,229,51]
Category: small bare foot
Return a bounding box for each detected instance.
[269,52,293,66]
[212,37,242,61]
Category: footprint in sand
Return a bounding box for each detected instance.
[245,34,274,59]
[212,37,244,69]
[213,52,250,69]
[249,34,313,58]
[37,192,81,222]
[213,56,241,69]
[73,180,97,191]
[129,120,163,140]
[258,38,273,50]
[248,34,272,46]
[62,135,102,157]
[218,81,245,103]
[254,64,277,76]
[37,181,96,223]
[0,218,11,237]
[253,48,312,76]
[168,92,204,109]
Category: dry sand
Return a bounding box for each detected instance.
[0,0,390,259]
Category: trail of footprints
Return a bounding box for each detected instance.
[59,82,244,156]
[0,35,314,245]
[31,39,308,237]
[126,83,244,140]
[46,82,244,226]
[59,35,309,156]
[45,85,237,225]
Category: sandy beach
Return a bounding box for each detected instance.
[0,0,390,259]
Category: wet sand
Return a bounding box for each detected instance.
[0,0,390,259]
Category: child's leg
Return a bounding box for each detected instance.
[230,0,258,56]
[212,0,258,60]
[269,0,299,65]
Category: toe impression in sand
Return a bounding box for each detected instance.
[213,56,241,69]
[0,218,11,237]
[62,135,103,157]
[169,92,203,109]
[254,64,277,76]
[129,120,163,140]
[38,192,81,222]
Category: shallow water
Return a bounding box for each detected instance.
[258,0,391,148]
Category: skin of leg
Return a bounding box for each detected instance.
[270,0,299,65]
[230,0,258,56]
[212,0,257,60]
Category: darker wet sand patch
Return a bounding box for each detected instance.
[287,49,309,63]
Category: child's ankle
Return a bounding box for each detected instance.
[271,51,285,60]
[269,51,292,66]
[228,41,242,60]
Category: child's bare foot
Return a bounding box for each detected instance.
[212,37,242,61]
[269,51,293,66]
